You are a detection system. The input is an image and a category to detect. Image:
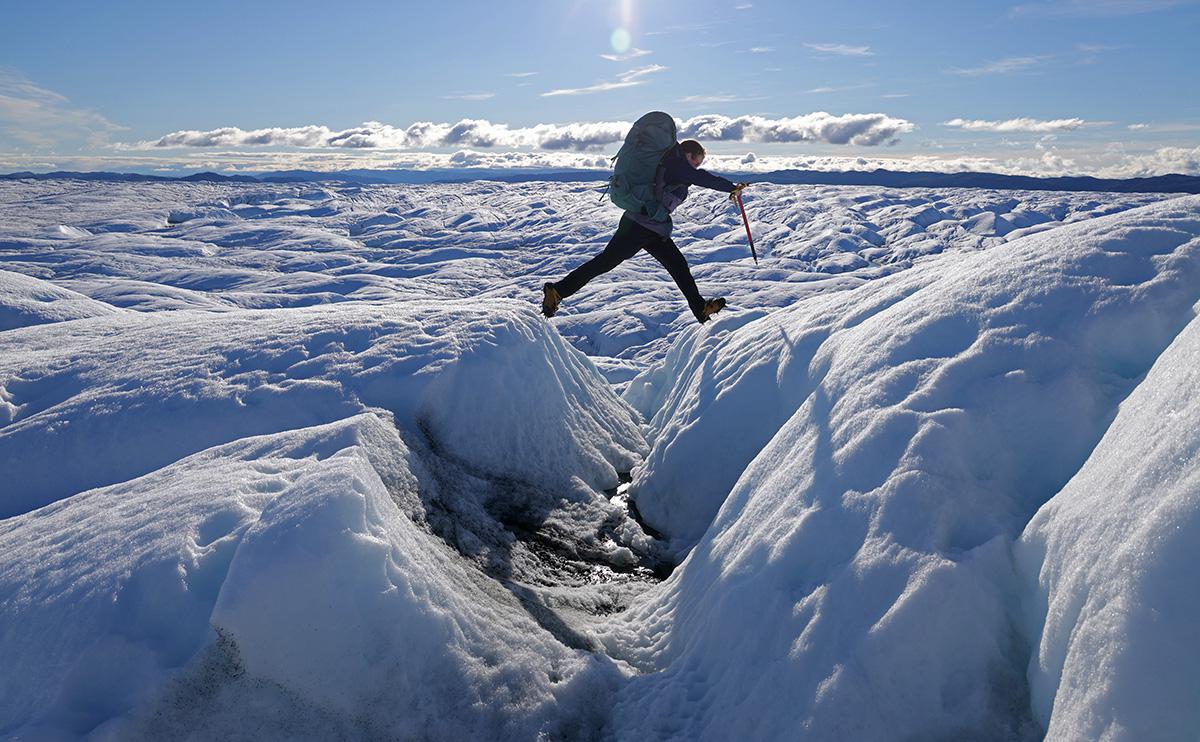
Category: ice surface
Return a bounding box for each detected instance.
[628,196,1200,547]
[1,177,1197,740]
[0,301,644,518]
[601,196,1200,740]
[0,284,650,738]
[1,414,623,740]
[0,268,122,331]
[0,179,1169,387]
[1018,313,1200,741]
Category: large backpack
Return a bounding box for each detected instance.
[608,111,677,222]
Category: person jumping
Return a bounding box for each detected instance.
[542,113,746,324]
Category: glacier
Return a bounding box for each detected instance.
[1,177,1198,740]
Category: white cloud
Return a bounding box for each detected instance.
[139,120,633,152]
[1121,122,1200,133]
[441,92,496,101]
[0,69,127,149]
[600,48,652,61]
[678,94,761,105]
[678,112,914,146]
[704,144,1200,178]
[136,111,916,154]
[736,3,753,9]
[805,84,872,94]
[943,117,1085,133]
[645,23,715,36]
[1102,145,1200,176]
[949,56,1044,75]
[748,46,774,53]
[804,43,874,56]
[507,72,538,78]
[540,64,667,97]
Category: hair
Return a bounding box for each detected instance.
[679,139,706,157]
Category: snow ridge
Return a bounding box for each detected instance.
[605,195,1200,740]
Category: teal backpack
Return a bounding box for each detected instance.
[608,111,677,222]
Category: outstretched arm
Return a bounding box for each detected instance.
[664,157,737,192]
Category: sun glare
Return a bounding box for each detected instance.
[611,0,634,53]
[610,27,631,54]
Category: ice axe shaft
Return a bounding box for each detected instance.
[735,191,757,264]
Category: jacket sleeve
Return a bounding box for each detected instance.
[665,157,736,192]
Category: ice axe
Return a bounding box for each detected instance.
[732,186,757,264]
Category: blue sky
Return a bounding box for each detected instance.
[2,0,1198,176]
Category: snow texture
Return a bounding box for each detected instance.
[1,414,623,740]
[600,196,1200,740]
[0,179,1167,386]
[0,268,122,331]
[1019,312,1200,741]
[1,176,1198,740]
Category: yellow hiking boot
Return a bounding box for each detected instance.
[700,297,726,323]
[542,282,562,318]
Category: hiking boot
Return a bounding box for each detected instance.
[699,297,726,323]
[542,282,562,318]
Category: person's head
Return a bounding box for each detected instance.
[679,139,706,168]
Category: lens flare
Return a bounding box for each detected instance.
[610,27,631,54]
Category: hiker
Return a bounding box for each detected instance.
[542,132,747,324]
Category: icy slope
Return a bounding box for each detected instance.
[0,299,653,739]
[1019,312,1200,741]
[1,414,621,740]
[600,196,1200,740]
[0,268,122,330]
[0,300,644,518]
[629,195,1200,546]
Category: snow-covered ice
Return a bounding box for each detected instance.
[0,179,1168,386]
[1,176,1198,740]
[604,196,1200,740]
[0,302,643,518]
[1019,311,1200,741]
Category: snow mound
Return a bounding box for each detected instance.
[0,269,122,331]
[1018,312,1200,741]
[600,196,1200,740]
[0,300,645,519]
[0,414,620,740]
[630,195,1200,547]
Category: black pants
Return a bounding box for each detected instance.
[553,215,706,321]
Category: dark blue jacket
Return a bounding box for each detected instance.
[655,145,737,211]
[632,144,736,236]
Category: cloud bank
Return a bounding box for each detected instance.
[9,144,1199,180]
[144,120,634,152]
[678,112,914,146]
[139,112,916,152]
[944,117,1085,133]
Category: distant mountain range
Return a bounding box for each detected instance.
[4,168,1199,194]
